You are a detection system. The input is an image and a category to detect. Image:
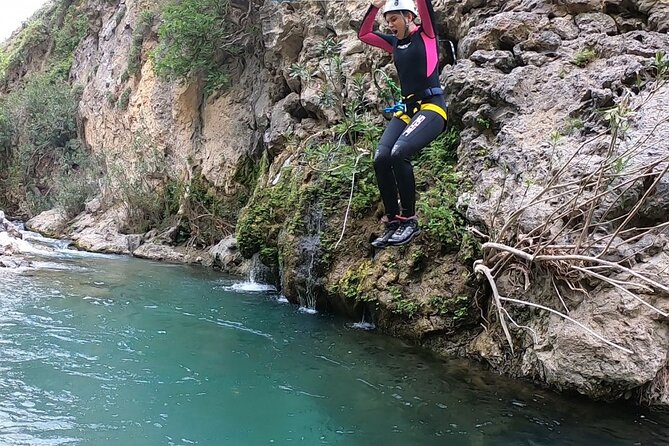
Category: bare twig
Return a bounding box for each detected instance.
[474,262,515,354]
[570,265,668,317]
[498,296,633,354]
[482,242,669,295]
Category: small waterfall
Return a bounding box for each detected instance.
[352,307,376,330]
[231,253,276,292]
[297,206,323,314]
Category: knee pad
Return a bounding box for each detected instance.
[390,142,409,163]
[374,146,392,169]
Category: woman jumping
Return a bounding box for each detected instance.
[358,0,448,248]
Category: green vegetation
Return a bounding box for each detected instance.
[0,74,95,216]
[337,260,376,303]
[415,128,466,252]
[560,116,584,135]
[476,116,491,129]
[117,87,131,109]
[389,285,421,318]
[572,47,597,67]
[1,0,91,86]
[428,294,469,321]
[652,51,667,78]
[127,10,154,76]
[151,0,253,94]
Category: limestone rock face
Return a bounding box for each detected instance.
[133,242,209,264]
[69,208,140,255]
[26,209,69,238]
[6,0,669,406]
[209,236,245,274]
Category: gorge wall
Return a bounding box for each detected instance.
[1,0,668,405]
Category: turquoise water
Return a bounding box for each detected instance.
[0,244,668,445]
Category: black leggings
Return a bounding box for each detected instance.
[374,98,446,218]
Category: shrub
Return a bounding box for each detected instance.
[151,0,246,93]
[0,73,92,216]
[572,48,597,67]
[415,128,466,251]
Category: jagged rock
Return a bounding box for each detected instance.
[553,0,604,15]
[85,197,102,214]
[0,211,21,239]
[575,12,618,35]
[0,257,32,268]
[531,283,669,400]
[25,208,69,238]
[635,0,669,32]
[550,15,581,40]
[470,49,517,72]
[209,236,244,273]
[133,242,210,264]
[0,232,38,255]
[265,93,300,156]
[69,208,138,255]
[459,12,549,59]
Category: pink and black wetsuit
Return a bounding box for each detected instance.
[358,0,442,104]
[358,0,448,221]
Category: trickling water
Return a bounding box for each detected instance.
[1,238,669,445]
[297,205,323,313]
[352,308,376,331]
[229,253,275,293]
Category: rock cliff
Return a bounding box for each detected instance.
[1,0,668,405]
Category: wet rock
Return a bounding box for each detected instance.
[470,50,517,72]
[0,212,21,239]
[209,236,244,273]
[575,12,618,35]
[133,242,210,264]
[0,257,32,269]
[69,208,138,255]
[26,208,69,238]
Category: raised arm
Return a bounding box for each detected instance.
[358,5,395,54]
[415,0,436,38]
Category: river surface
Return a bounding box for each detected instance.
[0,234,668,445]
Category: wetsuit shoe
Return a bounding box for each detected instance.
[371,219,401,249]
[388,217,421,246]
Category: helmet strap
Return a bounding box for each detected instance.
[400,13,412,39]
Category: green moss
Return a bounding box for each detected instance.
[389,285,421,318]
[236,164,303,263]
[337,260,375,302]
[428,294,469,320]
[572,48,597,67]
[415,128,466,252]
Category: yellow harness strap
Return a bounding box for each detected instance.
[420,103,448,121]
[393,98,448,124]
[394,110,412,124]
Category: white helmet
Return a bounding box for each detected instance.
[382,0,418,17]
